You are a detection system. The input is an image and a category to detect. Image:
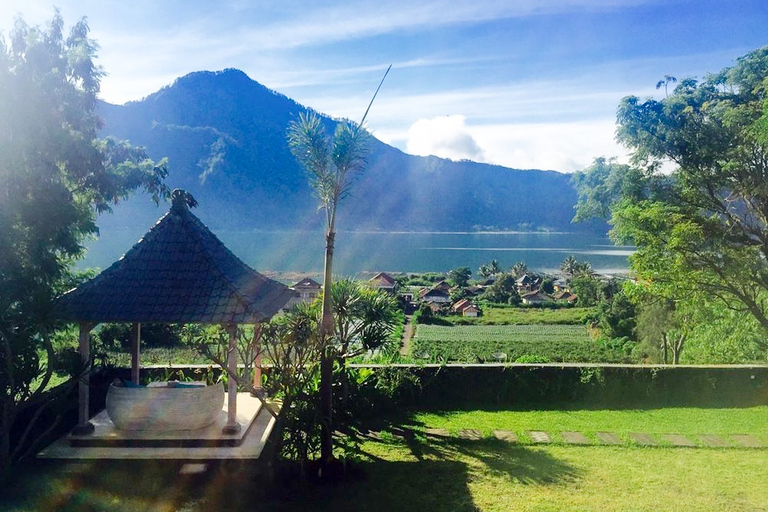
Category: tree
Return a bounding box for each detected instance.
[569,275,604,307]
[478,259,502,278]
[573,46,768,357]
[0,12,168,481]
[510,261,528,279]
[448,267,472,288]
[287,66,389,464]
[613,47,768,334]
[482,273,520,305]
[655,74,677,98]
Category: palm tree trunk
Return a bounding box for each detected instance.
[319,229,335,462]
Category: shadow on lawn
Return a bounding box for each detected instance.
[8,458,483,512]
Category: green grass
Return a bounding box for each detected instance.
[447,306,594,325]
[6,407,768,511]
[415,406,768,445]
[413,324,626,363]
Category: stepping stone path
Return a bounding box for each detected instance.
[731,434,763,448]
[493,430,518,443]
[528,431,552,443]
[562,431,591,445]
[698,434,729,447]
[596,432,624,445]
[629,433,658,446]
[424,428,450,438]
[458,429,482,440]
[661,434,695,447]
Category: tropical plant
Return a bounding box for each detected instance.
[286,65,390,464]
[510,262,529,279]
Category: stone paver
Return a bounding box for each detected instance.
[596,432,624,445]
[629,433,658,446]
[179,463,208,475]
[424,428,450,438]
[458,429,482,440]
[562,431,591,445]
[528,431,551,443]
[698,434,729,447]
[493,430,518,443]
[661,434,695,447]
[731,434,763,448]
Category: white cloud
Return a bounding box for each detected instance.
[470,119,628,172]
[407,116,486,162]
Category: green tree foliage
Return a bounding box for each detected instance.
[0,12,168,480]
[482,273,521,305]
[613,46,768,338]
[569,276,604,307]
[596,290,636,340]
[448,267,472,288]
[570,157,650,223]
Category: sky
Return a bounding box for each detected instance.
[2,0,767,172]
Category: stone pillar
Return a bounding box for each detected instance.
[131,323,141,384]
[72,322,95,436]
[223,324,241,434]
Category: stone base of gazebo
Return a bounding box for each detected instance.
[38,393,279,460]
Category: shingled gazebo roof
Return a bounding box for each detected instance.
[57,190,293,324]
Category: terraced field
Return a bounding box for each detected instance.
[412,324,627,363]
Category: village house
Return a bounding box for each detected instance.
[419,286,451,303]
[515,274,541,294]
[553,289,578,303]
[291,277,322,304]
[521,289,551,305]
[452,298,481,317]
[369,272,397,293]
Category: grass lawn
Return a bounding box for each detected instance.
[414,406,768,446]
[4,407,768,511]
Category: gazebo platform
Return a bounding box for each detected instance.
[38,393,279,460]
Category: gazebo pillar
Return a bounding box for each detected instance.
[251,323,264,397]
[223,323,241,434]
[72,322,95,436]
[131,323,141,384]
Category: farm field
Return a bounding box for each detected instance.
[412,324,628,363]
[446,306,594,325]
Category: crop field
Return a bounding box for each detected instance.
[413,324,627,363]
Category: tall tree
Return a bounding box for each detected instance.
[613,46,768,336]
[0,12,168,481]
[287,66,389,464]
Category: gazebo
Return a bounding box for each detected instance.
[56,189,294,437]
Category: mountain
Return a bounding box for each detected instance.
[96,69,600,236]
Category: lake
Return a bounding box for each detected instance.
[82,228,632,277]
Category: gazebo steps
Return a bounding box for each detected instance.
[38,393,279,460]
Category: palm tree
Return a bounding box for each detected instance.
[488,259,502,276]
[286,66,390,463]
[560,255,579,277]
[510,261,528,279]
[656,75,677,98]
[574,260,594,277]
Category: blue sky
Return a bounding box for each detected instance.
[2,0,767,171]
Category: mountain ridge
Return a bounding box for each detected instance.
[95,69,601,235]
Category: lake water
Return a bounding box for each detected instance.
[83,228,632,276]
